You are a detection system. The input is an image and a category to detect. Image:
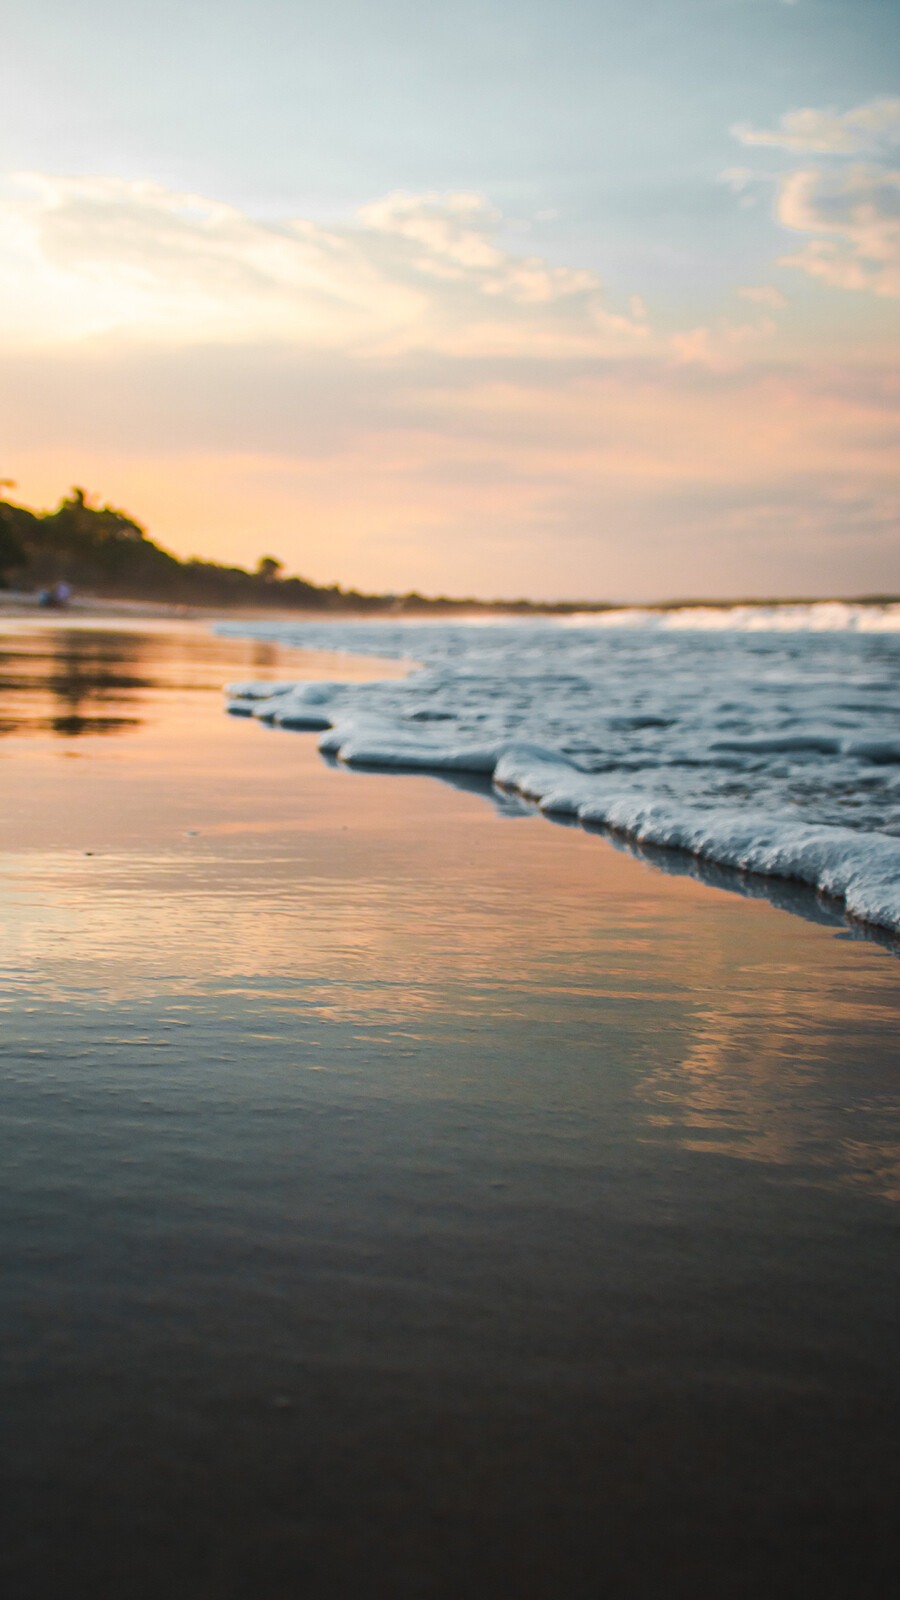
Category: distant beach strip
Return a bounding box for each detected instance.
[220,604,900,937]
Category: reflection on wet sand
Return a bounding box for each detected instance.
[0,622,403,738]
[0,628,150,736]
[1,620,899,1600]
[633,923,900,1201]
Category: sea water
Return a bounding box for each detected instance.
[218,605,900,935]
[2,618,899,1599]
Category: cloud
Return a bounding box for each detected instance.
[738,285,788,308]
[729,99,900,299]
[0,173,646,358]
[733,98,900,156]
[777,164,900,296]
[720,168,756,193]
[1,171,897,599]
[670,317,778,369]
[6,333,896,600]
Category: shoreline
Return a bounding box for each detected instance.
[5,608,896,944]
[2,614,899,1600]
[224,651,900,945]
[6,606,899,945]
[1,590,899,626]
[242,707,900,950]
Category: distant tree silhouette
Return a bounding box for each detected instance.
[0,483,31,586]
[0,486,339,608]
[0,516,25,586]
[0,482,649,614]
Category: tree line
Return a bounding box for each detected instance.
[8,485,880,615]
[0,486,531,614]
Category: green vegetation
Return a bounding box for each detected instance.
[0,487,343,610]
[2,486,896,614]
[0,486,579,614]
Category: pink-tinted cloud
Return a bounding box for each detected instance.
[1,171,897,599]
[777,164,900,296]
[734,98,900,155]
[0,173,646,356]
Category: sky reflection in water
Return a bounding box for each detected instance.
[2,620,899,1597]
[0,619,897,1205]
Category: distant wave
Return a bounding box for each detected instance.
[218,616,900,938]
[563,601,900,632]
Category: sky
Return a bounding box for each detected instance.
[2,0,899,601]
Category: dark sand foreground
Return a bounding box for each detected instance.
[1,619,898,1599]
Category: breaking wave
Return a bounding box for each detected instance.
[217,612,900,936]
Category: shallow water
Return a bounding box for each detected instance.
[1,620,899,1599]
[216,615,900,933]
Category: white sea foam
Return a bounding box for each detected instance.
[220,611,900,935]
[561,602,900,632]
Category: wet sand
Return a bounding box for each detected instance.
[1,619,898,1599]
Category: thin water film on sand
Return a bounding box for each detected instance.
[219,612,900,934]
[1,620,898,1600]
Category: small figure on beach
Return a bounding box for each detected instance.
[37,581,71,609]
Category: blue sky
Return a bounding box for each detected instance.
[2,0,899,598]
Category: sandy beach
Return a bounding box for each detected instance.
[1,617,898,1599]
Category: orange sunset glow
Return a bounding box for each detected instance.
[2,7,899,601]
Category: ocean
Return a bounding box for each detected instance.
[1,615,898,1599]
[220,603,900,937]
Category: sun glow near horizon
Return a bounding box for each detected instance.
[2,2,899,602]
